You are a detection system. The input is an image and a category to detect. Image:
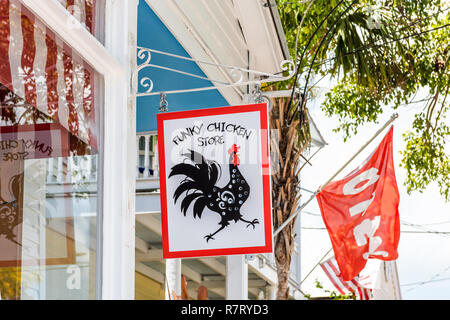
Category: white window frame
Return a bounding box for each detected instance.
[19,0,138,300]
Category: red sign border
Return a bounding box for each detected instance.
[157,103,272,259]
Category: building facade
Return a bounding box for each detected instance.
[0,0,310,300]
[134,0,307,300]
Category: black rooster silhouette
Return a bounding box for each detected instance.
[169,144,259,242]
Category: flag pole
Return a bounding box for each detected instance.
[273,113,399,238]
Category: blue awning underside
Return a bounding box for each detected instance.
[137,1,229,132]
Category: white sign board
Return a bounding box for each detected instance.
[157,103,272,258]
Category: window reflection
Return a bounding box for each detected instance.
[56,0,104,44]
[0,86,98,300]
[0,0,101,300]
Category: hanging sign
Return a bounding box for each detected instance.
[157,103,272,259]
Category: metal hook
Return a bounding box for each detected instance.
[251,84,273,110]
[252,84,264,104]
[159,92,168,112]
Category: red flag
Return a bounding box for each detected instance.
[316,127,400,281]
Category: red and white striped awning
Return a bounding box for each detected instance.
[56,0,96,35]
[0,0,97,150]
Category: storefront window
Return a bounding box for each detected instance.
[56,0,105,43]
[0,0,102,300]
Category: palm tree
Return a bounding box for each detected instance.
[269,95,310,300]
[269,0,436,299]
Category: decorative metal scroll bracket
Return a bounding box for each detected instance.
[132,46,296,98]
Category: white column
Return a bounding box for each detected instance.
[165,258,181,300]
[66,157,73,183]
[92,154,98,180]
[226,255,248,300]
[57,157,64,182]
[85,156,93,181]
[21,159,47,300]
[143,134,150,178]
[153,136,159,177]
[47,158,54,182]
[266,285,277,300]
[100,0,138,300]
[136,136,141,178]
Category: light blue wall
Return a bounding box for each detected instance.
[137,1,229,133]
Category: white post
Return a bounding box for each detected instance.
[165,259,181,300]
[47,158,54,182]
[266,285,277,300]
[100,0,138,299]
[92,154,98,180]
[136,135,141,178]
[153,135,159,177]
[226,255,248,300]
[144,134,150,178]
[57,157,64,182]
[67,157,73,183]
[85,156,93,181]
